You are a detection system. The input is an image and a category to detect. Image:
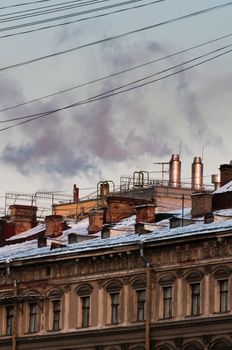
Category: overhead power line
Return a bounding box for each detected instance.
[0,0,51,11]
[1,43,232,132]
[1,31,232,114]
[0,0,137,23]
[0,0,163,39]
[0,1,231,72]
[0,0,103,17]
[0,0,163,27]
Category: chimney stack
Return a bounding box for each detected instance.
[88,209,105,234]
[45,215,63,238]
[220,162,232,187]
[9,205,37,235]
[169,154,181,188]
[191,157,203,191]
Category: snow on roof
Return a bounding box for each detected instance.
[7,224,45,241]
[214,209,232,217]
[214,180,232,194]
[61,218,89,240]
[1,217,232,264]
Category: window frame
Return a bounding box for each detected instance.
[5,304,14,336]
[52,299,61,331]
[110,292,120,324]
[28,302,39,333]
[137,289,146,321]
[191,283,201,316]
[219,279,229,313]
[81,296,90,328]
[163,286,172,319]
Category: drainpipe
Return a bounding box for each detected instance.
[6,261,18,350]
[139,243,151,350]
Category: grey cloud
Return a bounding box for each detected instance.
[0,38,179,177]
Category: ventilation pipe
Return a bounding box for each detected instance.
[192,157,203,191]
[211,174,221,191]
[169,154,181,188]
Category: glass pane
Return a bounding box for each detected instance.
[163,287,172,319]
[82,296,90,327]
[53,300,61,330]
[29,303,38,333]
[191,283,200,316]
[137,290,146,321]
[111,293,119,324]
[6,305,14,336]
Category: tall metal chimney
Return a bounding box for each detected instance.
[192,157,203,191]
[169,154,181,188]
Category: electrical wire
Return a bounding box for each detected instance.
[0,0,104,18]
[0,0,139,23]
[0,44,232,132]
[1,31,232,114]
[0,1,163,40]
[0,0,51,11]
[0,0,163,28]
[0,1,231,72]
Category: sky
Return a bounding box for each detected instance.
[0,0,232,209]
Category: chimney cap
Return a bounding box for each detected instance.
[9,204,37,210]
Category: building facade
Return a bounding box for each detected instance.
[1,219,232,350]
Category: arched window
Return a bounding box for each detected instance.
[184,270,203,317]
[105,280,123,324]
[23,289,42,334]
[132,279,146,322]
[212,266,231,313]
[158,273,176,319]
[47,288,64,331]
[76,284,93,328]
[211,339,232,350]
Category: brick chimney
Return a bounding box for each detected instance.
[191,192,212,218]
[220,162,232,187]
[9,205,37,235]
[135,204,156,223]
[88,209,105,234]
[0,220,6,247]
[45,215,63,238]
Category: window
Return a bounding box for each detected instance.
[191,283,200,316]
[220,280,228,312]
[111,292,120,324]
[137,290,146,321]
[81,296,90,327]
[29,303,38,333]
[52,300,61,330]
[163,287,172,319]
[6,305,14,336]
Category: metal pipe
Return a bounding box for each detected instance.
[191,157,203,191]
[146,263,151,350]
[169,154,181,188]
[6,261,18,350]
[139,243,151,350]
[12,282,18,350]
